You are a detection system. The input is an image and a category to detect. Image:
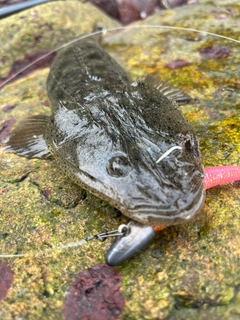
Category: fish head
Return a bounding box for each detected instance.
[46,97,205,226]
[119,136,205,226]
[98,135,205,227]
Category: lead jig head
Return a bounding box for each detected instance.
[105,222,156,266]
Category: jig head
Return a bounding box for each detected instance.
[105,222,156,266]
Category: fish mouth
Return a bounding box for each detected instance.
[124,183,205,226]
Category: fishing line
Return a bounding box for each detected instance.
[0,225,128,258]
[1,24,240,89]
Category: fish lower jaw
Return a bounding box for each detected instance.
[124,189,206,227]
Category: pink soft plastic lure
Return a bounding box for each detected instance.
[203,166,240,190]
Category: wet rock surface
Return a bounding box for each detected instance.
[0,0,239,319]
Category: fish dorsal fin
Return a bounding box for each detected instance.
[3,115,51,159]
[144,74,191,105]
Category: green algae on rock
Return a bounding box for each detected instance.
[0,0,120,80]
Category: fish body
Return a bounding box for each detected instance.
[5,39,205,227]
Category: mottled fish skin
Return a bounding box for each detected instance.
[45,39,205,226]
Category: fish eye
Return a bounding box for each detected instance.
[107,156,131,177]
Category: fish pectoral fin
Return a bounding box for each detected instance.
[3,115,51,159]
[144,74,191,105]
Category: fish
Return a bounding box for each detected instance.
[3,37,206,264]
